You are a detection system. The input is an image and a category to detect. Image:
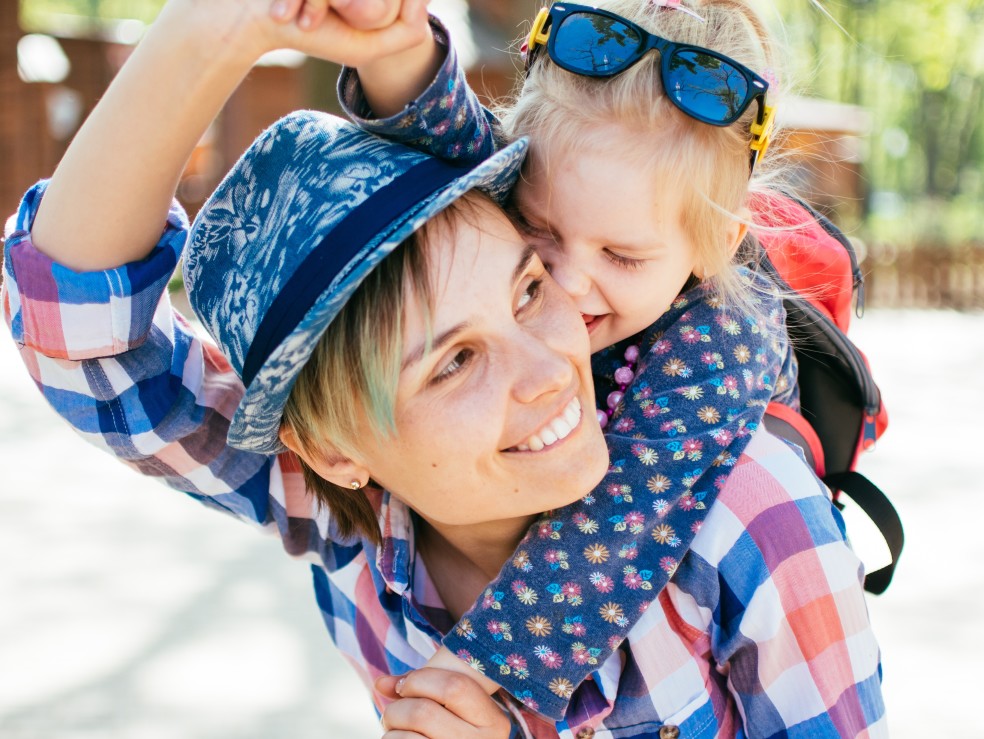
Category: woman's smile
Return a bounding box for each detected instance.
[508,395,582,452]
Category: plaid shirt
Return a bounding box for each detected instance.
[4,181,885,736]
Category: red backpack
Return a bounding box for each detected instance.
[749,190,903,594]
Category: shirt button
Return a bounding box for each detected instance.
[659,726,681,739]
[575,730,595,739]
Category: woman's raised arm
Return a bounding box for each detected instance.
[30,0,428,272]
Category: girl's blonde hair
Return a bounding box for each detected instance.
[280,191,487,546]
[501,0,787,311]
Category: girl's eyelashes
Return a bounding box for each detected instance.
[604,249,646,270]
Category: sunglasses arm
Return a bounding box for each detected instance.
[749,103,776,171]
[523,7,552,72]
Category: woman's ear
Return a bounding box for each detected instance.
[279,425,372,490]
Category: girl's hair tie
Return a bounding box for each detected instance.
[649,0,707,23]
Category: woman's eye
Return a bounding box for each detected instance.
[432,349,473,384]
[605,249,645,270]
[517,279,544,312]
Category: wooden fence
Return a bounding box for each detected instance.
[864,245,984,310]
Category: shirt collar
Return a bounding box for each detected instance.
[375,490,415,595]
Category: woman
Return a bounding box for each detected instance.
[2,1,883,736]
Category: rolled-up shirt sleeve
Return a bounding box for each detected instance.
[5,180,185,360]
[2,181,283,530]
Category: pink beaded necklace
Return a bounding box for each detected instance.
[596,342,641,429]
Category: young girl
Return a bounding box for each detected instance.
[279,0,884,726]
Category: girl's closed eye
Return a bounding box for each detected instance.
[604,249,646,270]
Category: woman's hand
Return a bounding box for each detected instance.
[270,0,403,31]
[256,0,429,68]
[268,0,440,117]
[376,669,513,738]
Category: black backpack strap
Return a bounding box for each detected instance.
[762,413,819,473]
[823,471,904,595]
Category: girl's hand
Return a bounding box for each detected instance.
[270,0,405,31]
[376,669,513,738]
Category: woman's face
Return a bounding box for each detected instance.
[358,199,609,529]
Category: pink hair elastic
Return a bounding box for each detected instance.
[649,0,707,23]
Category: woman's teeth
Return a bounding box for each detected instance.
[515,397,582,452]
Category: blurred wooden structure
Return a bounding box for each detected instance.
[1,0,39,223]
[866,244,984,310]
[2,15,311,221]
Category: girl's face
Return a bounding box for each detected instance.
[513,136,701,353]
[355,199,609,533]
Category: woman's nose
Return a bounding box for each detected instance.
[511,330,575,405]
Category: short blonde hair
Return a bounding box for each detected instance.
[280,191,489,545]
[501,0,786,311]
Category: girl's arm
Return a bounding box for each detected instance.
[337,16,501,166]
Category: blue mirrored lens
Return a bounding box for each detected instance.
[666,50,750,123]
[554,13,641,74]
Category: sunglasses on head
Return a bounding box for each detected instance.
[524,2,776,170]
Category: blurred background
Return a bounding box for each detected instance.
[1,0,982,736]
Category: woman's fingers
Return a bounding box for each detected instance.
[382,696,473,737]
[297,0,331,28]
[263,5,429,68]
[331,0,403,31]
[399,0,429,25]
[391,668,510,730]
[269,0,304,22]
[375,673,402,700]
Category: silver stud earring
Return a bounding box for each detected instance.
[349,480,361,490]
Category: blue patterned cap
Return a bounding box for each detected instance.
[185,110,529,454]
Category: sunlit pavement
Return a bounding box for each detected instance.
[1,309,981,737]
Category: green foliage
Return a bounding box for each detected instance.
[21,0,165,26]
[770,0,984,246]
